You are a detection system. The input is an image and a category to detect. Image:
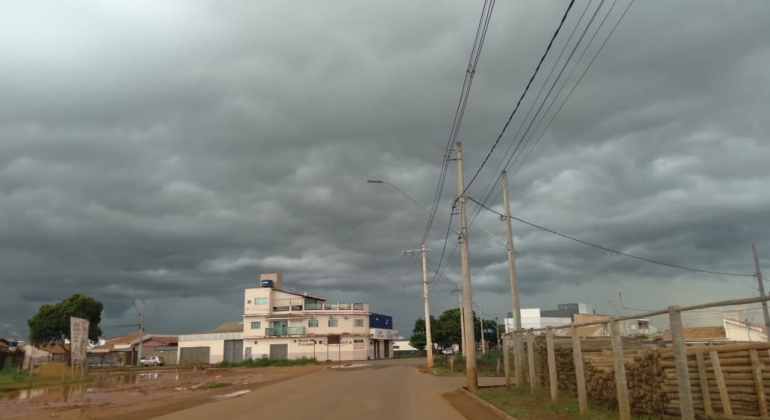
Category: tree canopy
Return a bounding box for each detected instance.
[28,294,104,353]
[410,308,504,351]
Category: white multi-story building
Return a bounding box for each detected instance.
[243,273,397,361]
[178,273,397,364]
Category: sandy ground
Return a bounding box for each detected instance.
[2,360,507,419]
[150,359,506,420]
[1,365,322,420]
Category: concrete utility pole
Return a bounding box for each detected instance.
[477,304,486,355]
[136,298,145,366]
[455,283,466,356]
[404,245,433,367]
[753,244,770,340]
[501,170,524,377]
[454,142,478,391]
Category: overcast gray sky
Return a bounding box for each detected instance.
[1,0,769,339]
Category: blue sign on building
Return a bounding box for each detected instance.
[369,313,393,330]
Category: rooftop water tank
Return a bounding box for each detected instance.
[261,279,274,288]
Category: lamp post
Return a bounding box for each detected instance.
[368,179,453,368]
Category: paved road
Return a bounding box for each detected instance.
[151,359,502,420]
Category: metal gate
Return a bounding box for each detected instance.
[179,347,210,365]
[224,340,243,362]
[270,344,288,360]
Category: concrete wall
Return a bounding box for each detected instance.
[178,332,243,364]
[244,335,371,361]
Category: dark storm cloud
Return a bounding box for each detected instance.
[1,0,769,336]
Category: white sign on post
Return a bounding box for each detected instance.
[69,317,90,371]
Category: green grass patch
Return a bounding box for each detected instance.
[475,386,655,420]
[217,357,318,368]
[0,369,90,392]
[198,382,231,390]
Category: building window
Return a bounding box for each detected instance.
[308,319,319,328]
[251,322,261,329]
[354,319,364,327]
[247,300,251,304]
[354,339,364,343]
[273,306,290,312]
[328,319,338,327]
[254,297,267,305]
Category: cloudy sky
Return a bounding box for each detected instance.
[1,0,769,339]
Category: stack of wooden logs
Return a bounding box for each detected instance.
[658,342,770,418]
[532,339,770,419]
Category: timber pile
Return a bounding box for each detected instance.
[537,340,665,417]
[658,342,770,418]
[536,340,770,419]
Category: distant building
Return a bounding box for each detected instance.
[393,340,419,355]
[89,333,179,366]
[504,303,595,334]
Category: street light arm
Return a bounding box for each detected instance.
[367,180,460,236]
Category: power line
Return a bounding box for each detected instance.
[421,0,496,244]
[467,197,755,278]
[429,207,456,284]
[467,0,635,239]
[463,0,577,195]
[507,0,637,182]
[470,0,614,216]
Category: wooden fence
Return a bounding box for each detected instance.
[503,295,770,420]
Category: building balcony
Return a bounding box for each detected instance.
[304,302,368,311]
[265,327,305,337]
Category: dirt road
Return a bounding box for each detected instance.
[151,359,503,420]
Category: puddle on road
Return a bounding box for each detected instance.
[0,370,206,403]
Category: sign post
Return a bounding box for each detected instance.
[70,317,89,379]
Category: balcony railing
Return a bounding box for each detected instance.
[312,302,367,311]
[265,327,305,337]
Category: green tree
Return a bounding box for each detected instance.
[28,294,103,356]
[411,316,438,352]
[409,332,426,351]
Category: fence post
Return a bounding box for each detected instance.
[546,327,558,402]
[610,318,631,420]
[527,330,536,395]
[571,324,588,414]
[694,352,713,416]
[503,336,511,390]
[709,350,732,417]
[669,305,695,420]
[513,331,524,386]
[750,349,768,418]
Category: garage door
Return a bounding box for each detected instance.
[179,347,210,365]
[224,340,244,362]
[270,344,288,360]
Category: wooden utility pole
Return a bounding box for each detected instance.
[454,142,477,391]
[753,244,770,340]
[404,245,433,367]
